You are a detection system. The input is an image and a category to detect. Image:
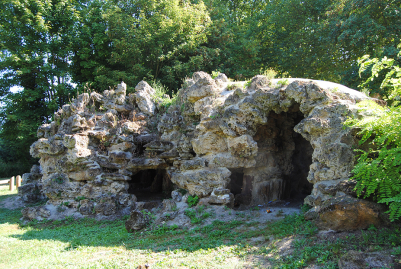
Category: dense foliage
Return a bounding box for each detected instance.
[1,0,400,175]
[346,43,401,221]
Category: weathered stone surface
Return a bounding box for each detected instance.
[171,190,183,202]
[208,188,234,207]
[23,74,382,228]
[22,206,51,220]
[135,81,156,115]
[186,71,221,103]
[170,168,231,197]
[162,199,176,211]
[314,196,388,231]
[125,210,150,232]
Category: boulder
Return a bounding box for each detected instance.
[313,196,388,231]
[21,206,51,221]
[338,250,396,269]
[125,210,151,232]
[134,81,156,116]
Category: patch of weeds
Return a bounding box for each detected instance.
[276,79,289,88]
[245,80,252,89]
[236,212,246,218]
[187,195,199,207]
[57,205,66,212]
[300,203,312,213]
[184,206,210,225]
[226,83,242,91]
[150,80,177,113]
[211,70,220,79]
[276,209,284,217]
[209,114,221,120]
[74,196,86,202]
[250,206,259,211]
[262,68,277,79]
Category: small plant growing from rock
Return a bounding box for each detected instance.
[262,68,277,80]
[52,177,64,184]
[211,70,220,79]
[276,79,289,88]
[74,196,86,202]
[187,195,199,207]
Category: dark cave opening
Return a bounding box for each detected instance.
[227,169,244,196]
[243,104,314,205]
[128,169,173,201]
[227,169,247,207]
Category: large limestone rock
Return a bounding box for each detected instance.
[135,81,156,116]
[22,74,385,231]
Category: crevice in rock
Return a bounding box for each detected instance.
[127,169,173,201]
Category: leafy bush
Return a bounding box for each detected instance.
[358,42,401,106]
[187,195,199,207]
[150,80,177,113]
[345,100,401,221]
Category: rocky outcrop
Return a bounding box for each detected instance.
[21,71,383,230]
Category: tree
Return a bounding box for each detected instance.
[0,0,80,169]
[72,0,213,92]
[257,0,401,88]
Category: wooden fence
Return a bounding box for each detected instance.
[0,175,22,191]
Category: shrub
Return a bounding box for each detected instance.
[150,80,177,113]
[345,100,401,221]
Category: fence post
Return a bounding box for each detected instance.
[9,176,15,191]
[16,175,22,188]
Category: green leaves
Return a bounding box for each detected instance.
[345,99,401,221]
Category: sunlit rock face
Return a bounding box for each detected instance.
[21,72,378,226]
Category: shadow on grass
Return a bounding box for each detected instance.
[0,195,317,255]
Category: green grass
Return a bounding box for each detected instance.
[0,185,401,268]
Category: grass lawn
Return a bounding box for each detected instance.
[0,184,401,268]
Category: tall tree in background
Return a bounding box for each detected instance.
[72,0,213,92]
[258,0,401,88]
[203,0,267,80]
[0,0,80,171]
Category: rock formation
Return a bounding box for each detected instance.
[19,72,384,229]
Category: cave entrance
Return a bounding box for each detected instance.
[227,169,245,207]
[128,169,173,201]
[242,104,313,206]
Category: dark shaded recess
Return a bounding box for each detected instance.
[227,169,246,207]
[282,132,314,200]
[227,169,244,195]
[234,104,313,205]
[264,106,313,201]
[128,169,173,201]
